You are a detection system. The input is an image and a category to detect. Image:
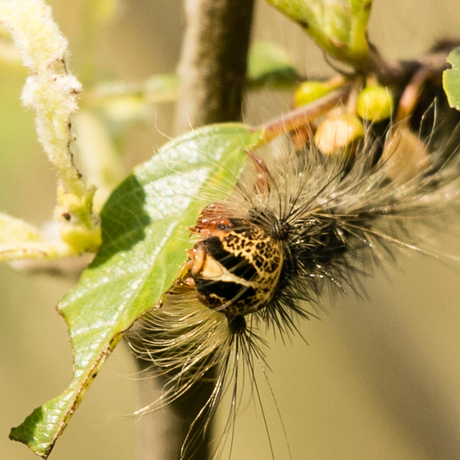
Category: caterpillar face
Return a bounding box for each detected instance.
[183,208,284,316]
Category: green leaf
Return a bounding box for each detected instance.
[247,41,300,88]
[265,0,373,69]
[9,123,263,458]
[443,47,460,111]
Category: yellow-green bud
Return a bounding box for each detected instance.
[314,113,364,155]
[294,81,331,107]
[357,85,394,121]
[61,224,102,253]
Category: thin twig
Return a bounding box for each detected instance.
[259,84,353,143]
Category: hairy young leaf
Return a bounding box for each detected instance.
[0,213,74,262]
[9,123,263,458]
[265,0,373,69]
[443,47,460,111]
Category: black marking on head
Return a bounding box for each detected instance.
[203,236,257,281]
[195,279,257,309]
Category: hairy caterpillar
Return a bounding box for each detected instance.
[129,82,460,458]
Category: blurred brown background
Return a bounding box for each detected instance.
[1,1,460,459]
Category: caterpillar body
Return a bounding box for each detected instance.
[130,89,460,458]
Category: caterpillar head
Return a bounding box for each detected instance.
[182,204,284,317]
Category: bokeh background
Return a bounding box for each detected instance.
[2,1,460,459]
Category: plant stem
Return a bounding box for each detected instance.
[134,1,256,459]
[173,0,255,134]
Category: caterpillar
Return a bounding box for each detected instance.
[128,77,460,459]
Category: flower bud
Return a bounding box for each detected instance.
[314,113,364,155]
[294,81,331,107]
[357,85,394,121]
